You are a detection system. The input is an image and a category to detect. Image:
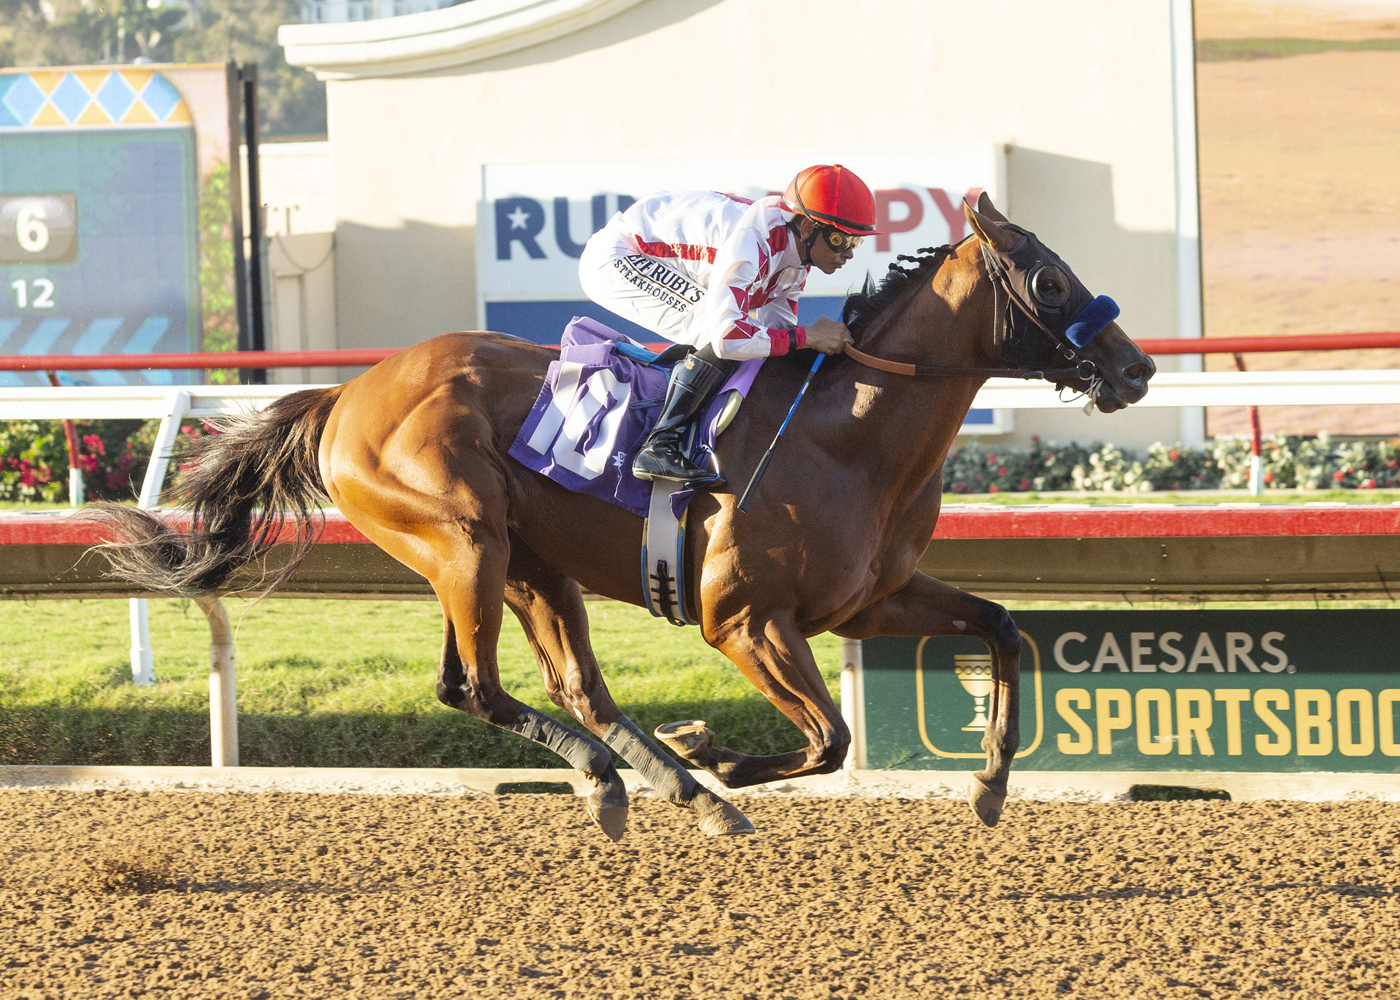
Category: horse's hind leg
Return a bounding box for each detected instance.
[504,537,753,837]
[424,517,630,841]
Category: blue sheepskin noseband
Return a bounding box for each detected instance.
[1064,295,1119,349]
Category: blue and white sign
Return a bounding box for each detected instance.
[478,146,1011,434]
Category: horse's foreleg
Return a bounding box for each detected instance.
[836,571,1021,827]
[504,538,752,837]
[659,613,850,789]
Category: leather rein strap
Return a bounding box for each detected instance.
[841,343,1086,382]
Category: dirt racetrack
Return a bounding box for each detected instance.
[2,790,1398,999]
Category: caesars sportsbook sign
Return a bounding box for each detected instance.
[477,147,1009,433]
[863,610,1400,773]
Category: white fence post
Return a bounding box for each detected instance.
[840,638,866,771]
[197,595,239,767]
[128,389,190,687]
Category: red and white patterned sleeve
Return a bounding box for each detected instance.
[683,222,804,361]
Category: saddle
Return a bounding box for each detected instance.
[508,316,762,625]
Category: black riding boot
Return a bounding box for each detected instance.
[632,351,731,487]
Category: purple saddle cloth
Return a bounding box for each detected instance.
[508,316,762,518]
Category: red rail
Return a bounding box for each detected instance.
[1,331,1399,371]
[1132,331,1400,355]
[4,505,1398,547]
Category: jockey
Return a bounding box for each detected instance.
[579,163,880,487]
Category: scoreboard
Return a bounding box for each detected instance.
[0,68,201,387]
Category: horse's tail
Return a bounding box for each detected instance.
[98,385,345,599]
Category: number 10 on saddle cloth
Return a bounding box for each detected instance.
[508,315,761,519]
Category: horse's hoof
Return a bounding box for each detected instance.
[968,776,1006,828]
[585,766,629,842]
[691,787,755,837]
[588,802,629,842]
[654,719,715,760]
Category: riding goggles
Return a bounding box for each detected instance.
[820,226,865,253]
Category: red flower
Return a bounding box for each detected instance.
[1263,471,1274,484]
[988,484,999,493]
[1333,470,1347,482]
[1169,449,1180,461]
[1020,478,1032,490]
[997,467,1007,477]
[1362,478,1377,489]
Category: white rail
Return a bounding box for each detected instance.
[0,384,333,421]
[975,369,1400,408]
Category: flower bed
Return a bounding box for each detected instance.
[0,419,209,504]
[943,433,1400,494]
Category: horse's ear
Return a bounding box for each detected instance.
[975,191,1010,224]
[964,198,1022,253]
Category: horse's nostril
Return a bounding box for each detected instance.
[1124,363,1151,383]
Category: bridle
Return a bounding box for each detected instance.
[840,235,1109,399]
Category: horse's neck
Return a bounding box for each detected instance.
[858,252,995,369]
[832,261,997,501]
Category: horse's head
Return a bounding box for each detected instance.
[963,194,1154,412]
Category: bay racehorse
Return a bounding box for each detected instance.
[100,196,1154,839]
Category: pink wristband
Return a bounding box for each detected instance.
[793,326,807,351]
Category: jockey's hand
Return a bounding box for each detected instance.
[805,317,854,355]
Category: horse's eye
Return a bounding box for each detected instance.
[1030,266,1070,308]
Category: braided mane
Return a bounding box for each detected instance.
[840,245,957,335]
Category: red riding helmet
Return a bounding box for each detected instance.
[781,164,881,235]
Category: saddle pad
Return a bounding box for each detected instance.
[508,315,761,517]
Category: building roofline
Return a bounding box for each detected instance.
[280,0,650,80]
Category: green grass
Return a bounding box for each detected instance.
[1197,37,1400,62]
[0,598,843,768]
[3,489,1394,768]
[4,592,1392,769]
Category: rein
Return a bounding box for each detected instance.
[841,343,1090,382]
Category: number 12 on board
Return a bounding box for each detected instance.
[9,278,56,309]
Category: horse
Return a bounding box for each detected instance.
[100,196,1154,840]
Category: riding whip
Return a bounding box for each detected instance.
[737,353,825,513]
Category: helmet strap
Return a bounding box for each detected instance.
[789,216,820,266]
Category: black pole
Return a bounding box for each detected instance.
[241,64,267,384]
[225,62,249,378]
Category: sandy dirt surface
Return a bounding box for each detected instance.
[2,790,1398,999]
[1196,2,1400,436]
[1199,0,1400,41]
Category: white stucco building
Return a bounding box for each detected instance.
[299,0,460,25]
[275,0,1205,449]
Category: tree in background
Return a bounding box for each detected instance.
[199,161,239,380]
[0,0,325,136]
